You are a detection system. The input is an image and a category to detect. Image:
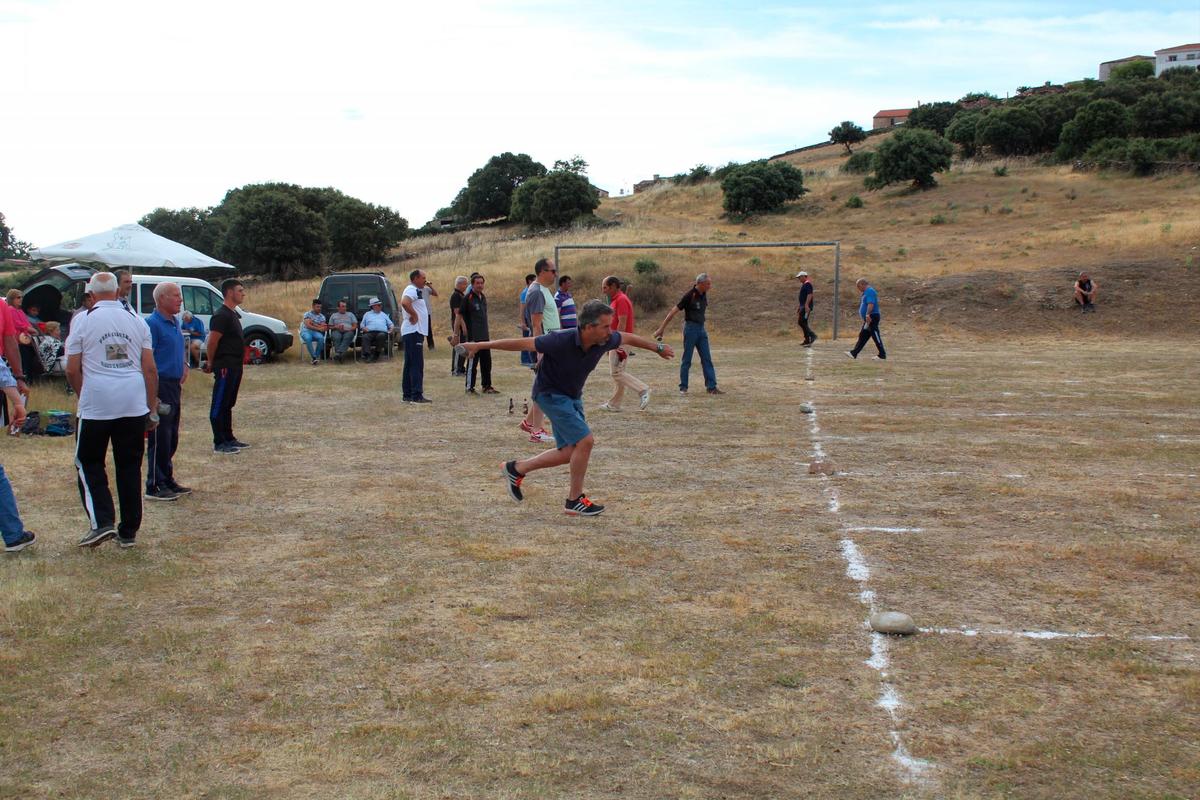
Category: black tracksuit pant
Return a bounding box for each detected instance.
[466,348,492,390]
[850,313,886,358]
[798,309,815,344]
[75,415,147,538]
[147,377,181,491]
[210,365,243,446]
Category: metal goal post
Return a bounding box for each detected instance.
[554,241,844,339]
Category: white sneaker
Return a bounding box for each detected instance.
[530,429,554,443]
[599,402,620,412]
[638,389,651,411]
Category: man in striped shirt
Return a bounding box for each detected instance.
[555,275,577,329]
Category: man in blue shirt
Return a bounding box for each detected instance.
[555,275,578,329]
[146,282,191,500]
[359,298,395,363]
[459,299,674,516]
[180,310,206,368]
[847,278,887,360]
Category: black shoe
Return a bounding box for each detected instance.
[465,388,478,395]
[707,387,725,395]
[116,535,137,549]
[4,531,36,553]
[503,461,524,502]
[214,443,240,454]
[78,525,116,547]
[412,397,432,404]
[229,440,251,450]
[802,341,812,347]
[564,495,605,516]
[145,487,180,502]
[167,483,192,496]
[482,387,500,394]
[810,333,819,343]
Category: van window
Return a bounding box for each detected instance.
[182,285,215,316]
[138,284,156,314]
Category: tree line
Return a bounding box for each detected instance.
[431,152,600,229]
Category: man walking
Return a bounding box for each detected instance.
[519,258,561,442]
[654,273,722,395]
[401,269,431,403]
[796,271,817,347]
[65,272,158,548]
[460,299,674,516]
[461,273,497,394]
[449,276,469,375]
[327,300,357,363]
[204,278,250,454]
[600,275,651,412]
[846,278,887,360]
[145,281,191,501]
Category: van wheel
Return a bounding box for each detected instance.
[245,332,273,360]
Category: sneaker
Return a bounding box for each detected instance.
[214,443,240,454]
[311,358,319,365]
[801,341,812,347]
[229,440,251,449]
[598,402,620,412]
[167,483,192,496]
[564,495,605,516]
[482,387,500,394]
[679,388,688,396]
[116,535,137,549]
[707,387,725,395]
[639,389,651,411]
[4,531,36,553]
[503,461,525,502]
[465,388,478,395]
[845,351,858,360]
[810,332,819,344]
[530,429,554,444]
[78,525,116,548]
[873,354,887,360]
[145,486,180,502]
[519,419,535,434]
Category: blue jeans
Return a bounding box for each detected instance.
[0,464,26,546]
[680,322,717,391]
[402,332,425,400]
[300,329,325,359]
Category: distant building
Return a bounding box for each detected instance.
[633,174,665,194]
[1099,55,1154,80]
[872,109,911,130]
[1155,43,1200,76]
[590,184,609,199]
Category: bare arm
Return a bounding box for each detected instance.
[204,330,222,372]
[618,332,675,359]
[3,334,24,386]
[3,385,25,428]
[66,353,83,395]
[141,349,158,421]
[530,312,544,336]
[459,337,538,355]
[653,306,680,337]
[401,296,417,324]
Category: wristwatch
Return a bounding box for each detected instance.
[148,413,160,424]
[656,342,665,354]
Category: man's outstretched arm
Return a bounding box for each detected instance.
[618,332,675,359]
[459,337,538,355]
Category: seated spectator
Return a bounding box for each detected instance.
[359,297,394,363]
[7,290,42,381]
[180,310,206,367]
[5,290,31,334]
[1073,272,1097,313]
[327,300,358,363]
[24,304,42,327]
[36,321,64,375]
[299,298,328,365]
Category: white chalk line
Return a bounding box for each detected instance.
[846,526,926,534]
[808,348,935,786]
[921,627,1191,642]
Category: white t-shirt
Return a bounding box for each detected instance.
[400,284,429,336]
[65,300,152,420]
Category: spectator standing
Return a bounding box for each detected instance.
[401,270,431,403]
[461,273,497,394]
[599,275,651,412]
[449,276,469,375]
[115,269,134,313]
[796,271,817,347]
[299,298,328,365]
[519,258,561,443]
[0,296,27,429]
[846,278,887,360]
[654,273,723,395]
[555,275,578,329]
[180,310,206,367]
[0,357,35,552]
[327,300,357,363]
[461,299,674,516]
[204,278,250,454]
[518,273,536,368]
[359,299,394,363]
[145,282,191,501]
[65,271,158,548]
[1074,272,1098,313]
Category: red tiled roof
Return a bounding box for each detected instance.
[873,108,912,118]
[1156,43,1200,54]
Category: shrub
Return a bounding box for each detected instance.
[711,161,741,181]
[844,195,864,208]
[945,110,984,157]
[686,164,712,184]
[930,214,948,225]
[906,101,961,136]
[976,106,1044,156]
[720,160,806,215]
[864,128,954,190]
[992,166,1008,177]
[841,151,875,174]
[633,258,667,284]
[1057,99,1132,159]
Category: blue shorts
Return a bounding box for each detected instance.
[534,392,590,450]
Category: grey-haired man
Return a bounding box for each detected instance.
[654,273,722,395]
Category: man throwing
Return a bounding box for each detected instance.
[846,278,887,360]
[654,273,722,395]
[600,275,650,412]
[460,299,673,516]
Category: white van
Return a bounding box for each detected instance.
[20,265,294,359]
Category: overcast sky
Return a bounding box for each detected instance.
[2,0,1196,247]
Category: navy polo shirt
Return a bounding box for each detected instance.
[148,309,186,380]
[532,328,621,399]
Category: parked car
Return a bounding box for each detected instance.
[317,272,402,349]
[19,264,294,359]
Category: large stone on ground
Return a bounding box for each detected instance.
[809,460,837,476]
[870,611,917,635]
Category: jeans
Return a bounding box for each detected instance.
[300,328,325,359]
[0,464,27,545]
[329,329,355,357]
[680,322,717,391]
[402,332,425,400]
[520,327,535,367]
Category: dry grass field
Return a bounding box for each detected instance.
[3,147,1198,797]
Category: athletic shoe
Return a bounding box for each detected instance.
[845,351,858,360]
[4,531,36,553]
[639,389,651,411]
[145,487,180,502]
[810,333,819,344]
[311,358,319,365]
[679,389,688,396]
[503,461,525,502]
[465,388,478,395]
[564,495,605,516]
[167,483,193,496]
[598,402,620,412]
[707,387,725,395]
[116,535,137,549]
[482,387,500,394]
[519,419,535,434]
[78,525,116,548]
[530,429,554,444]
[873,355,887,360]
[229,439,252,449]
[214,443,240,454]
[801,341,812,347]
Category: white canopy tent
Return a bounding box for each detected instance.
[30,223,234,271]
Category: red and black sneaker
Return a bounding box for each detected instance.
[564,494,605,516]
[503,461,525,502]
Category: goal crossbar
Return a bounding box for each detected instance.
[554,241,844,338]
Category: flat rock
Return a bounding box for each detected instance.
[799,403,814,414]
[870,611,917,635]
[808,460,837,476]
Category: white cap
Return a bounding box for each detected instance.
[795,271,808,278]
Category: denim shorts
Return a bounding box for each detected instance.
[534,392,590,449]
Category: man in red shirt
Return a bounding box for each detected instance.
[600,276,651,411]
[0,298,28,427]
